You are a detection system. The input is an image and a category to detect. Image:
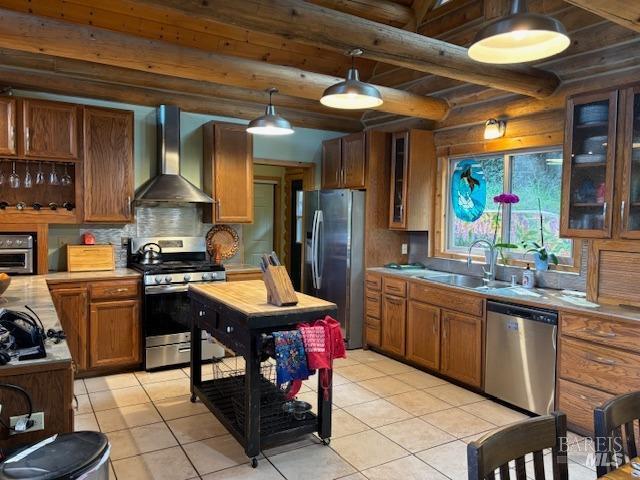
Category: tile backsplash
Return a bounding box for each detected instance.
[48,205,243,271]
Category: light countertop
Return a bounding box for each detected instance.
[368,267,640,323]
[0,269,141,372]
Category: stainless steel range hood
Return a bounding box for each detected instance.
[135,105,213,204]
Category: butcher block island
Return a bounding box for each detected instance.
[188,280,337,468]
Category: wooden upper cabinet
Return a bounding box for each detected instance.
[321,133,366,189]
[617,86,640,239]
[561,90,618,239]
[83,107,134,223]
[203,122,254,223]
[89,300,140,369]
[0,97,17,156]
[50,286,89,372]
[341,132,366,189]
[406,300,440,370]
[321,137,342,189]
[381,294,406,356]
[440,309,482,388]
[389,129,436,231]
[22,99,79,160]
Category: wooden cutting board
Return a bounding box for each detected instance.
[67,244,116,272]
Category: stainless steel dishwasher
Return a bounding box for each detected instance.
[485,301,558,415]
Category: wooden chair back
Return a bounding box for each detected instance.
[594,391,640,477]
[467,412,568,480]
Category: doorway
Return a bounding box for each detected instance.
[243,178,281,267]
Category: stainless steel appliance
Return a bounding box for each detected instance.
[128,236,226,370]
[0,234,35,275]
[485,301,558,415]
[303,189,364,349]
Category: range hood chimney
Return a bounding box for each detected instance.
[135,105,213,204]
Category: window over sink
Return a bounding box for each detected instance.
[445,148,574,267]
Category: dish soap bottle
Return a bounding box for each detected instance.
[522,263,535,289]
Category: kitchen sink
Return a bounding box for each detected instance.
[414,273,510,290]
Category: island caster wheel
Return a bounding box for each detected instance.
[322,438,331,446]
[190,394,197,403]
[251,457,259,468]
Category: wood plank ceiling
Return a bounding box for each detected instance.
[0,0,636,133]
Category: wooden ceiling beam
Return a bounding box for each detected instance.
[563,0,640,32]
[0,66,363,132]
[0,49,361,119]
[306,0,413,26]
[0,9,448,120]
[140,0,561,98]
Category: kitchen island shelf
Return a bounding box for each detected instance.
[189,280,337,467]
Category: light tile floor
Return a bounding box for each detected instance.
[72,349,594,480]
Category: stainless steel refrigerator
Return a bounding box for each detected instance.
[303,189,364,349]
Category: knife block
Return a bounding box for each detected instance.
[263,265,298,306]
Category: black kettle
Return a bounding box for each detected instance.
[137,242,163,265]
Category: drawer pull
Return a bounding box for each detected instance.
[386,298,403,305]
[387,285,402,291]
[588,354,617,366]
[582,328,616,338]
[108,288,129,294]
[198,310,205,317]
[225,326,234,334]
[366,280,378,287]
[366,296,379,302]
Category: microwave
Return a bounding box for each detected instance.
[0,234,35,275]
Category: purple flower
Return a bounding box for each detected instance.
[493,193,520,204]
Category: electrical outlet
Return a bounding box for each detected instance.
[9,412,44,435]
[401,243,408,255]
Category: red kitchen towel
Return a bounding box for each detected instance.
[299,316,346,400]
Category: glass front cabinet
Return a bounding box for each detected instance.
[561,86,640,239]
[561,91,617,238]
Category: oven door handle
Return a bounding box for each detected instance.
[0,248,32,254]
[145,284,190,294]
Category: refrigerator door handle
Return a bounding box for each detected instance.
[310,210,318,290]
[315,210,324,290]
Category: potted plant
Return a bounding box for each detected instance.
[521,199,559,271]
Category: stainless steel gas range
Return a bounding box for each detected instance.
[128,236,226,370]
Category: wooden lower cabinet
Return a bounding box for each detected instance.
[50,286,88,372]
[406,300,440,370]
[89,300,140,368]
[381,295,406,356]
[365,316,381,348]
[557,378,613,435]
[50,278,141,375]
[440,310,482,388]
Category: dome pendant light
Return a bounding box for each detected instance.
[468,0,570,64]
[247,88,294,136]
[320,49,383,110]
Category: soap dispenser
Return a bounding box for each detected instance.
[522,263,535,289]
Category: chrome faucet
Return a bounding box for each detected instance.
[466,239,496,282]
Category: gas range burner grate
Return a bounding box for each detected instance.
[130,261,225,274]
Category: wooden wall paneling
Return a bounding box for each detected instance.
[563,0,640,33]
[307,0,413,26]
[0,363,73,450]
[363,131,408,267]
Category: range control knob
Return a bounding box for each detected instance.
[164,276,172,284]
[5,240,12,246]
[15,239,23,246]
[184,274,192,282]
[155,276,163,284]
[202,273,211,281]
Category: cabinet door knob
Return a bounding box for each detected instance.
[198,310,205,317]
[225,326,234,334]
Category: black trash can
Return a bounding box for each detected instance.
[0,431,110,480]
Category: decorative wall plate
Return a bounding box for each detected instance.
[206,225,239,261]
[451,159,487,222]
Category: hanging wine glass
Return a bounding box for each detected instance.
[61,164,72,186]
[24,162,32,189]
[0,161,5,186]
[48,163,59,186]
[9,161,20,189]
[35,162,45,185]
